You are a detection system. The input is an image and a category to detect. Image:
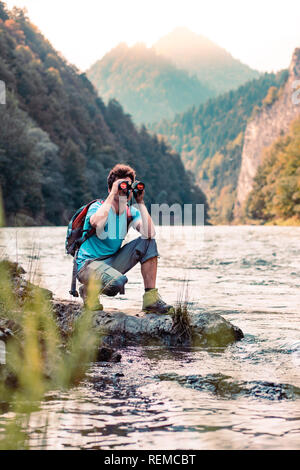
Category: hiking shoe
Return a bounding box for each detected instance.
[142,288,174,314]
[79,285,103,311]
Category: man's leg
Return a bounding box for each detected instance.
[141,256,157,289]
[76,237,156,303]
[106,237,158,275]
[77,260,128,302]
[76,264,104,310]
[107,237,173,314]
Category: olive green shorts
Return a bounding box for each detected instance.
[77,237,158,296]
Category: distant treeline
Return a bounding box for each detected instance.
[0,2,208,226]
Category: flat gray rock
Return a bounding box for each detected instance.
[92,308,244,348]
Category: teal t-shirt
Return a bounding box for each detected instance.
[76,201,141,272]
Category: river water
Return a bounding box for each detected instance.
[0,226,300,449]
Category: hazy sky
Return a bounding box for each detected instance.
[5,0,300,72]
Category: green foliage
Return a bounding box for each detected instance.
[87,43,216,125]
[246,117,300,224]
[262,86,279,107]
[0,5,208,225]
[0,1,8,21]
[0,257,100,449]
[0,191,101,449]
[0,93,44,223]
[152,70,288,223]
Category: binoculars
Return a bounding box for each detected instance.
[118,180,145,198]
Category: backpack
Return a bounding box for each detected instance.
[66,199,134,297]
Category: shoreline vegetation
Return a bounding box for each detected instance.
[0,258,99,449]
[0,257,243,448]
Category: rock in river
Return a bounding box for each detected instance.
[91,308,244,348]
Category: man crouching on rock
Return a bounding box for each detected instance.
[76,164,174,314]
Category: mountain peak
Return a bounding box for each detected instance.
[154,28,228,58]
[160,27,213,42]
[87,39,215,124]
[153,28,260,93]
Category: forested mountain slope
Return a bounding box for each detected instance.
[0,2,208,226]
[86,42,215,125]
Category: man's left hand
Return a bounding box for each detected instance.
[134,189,144,204]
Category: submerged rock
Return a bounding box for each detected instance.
[97,346,122,363]
[190,311,244,347]
[157,372,300,401]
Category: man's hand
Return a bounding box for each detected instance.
[90,182,125,229]
[134,188,144,204]
[134,187,156,238]
[111,179,129,197]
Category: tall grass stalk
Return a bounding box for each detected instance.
[0,192,101,448]
[0,261,101,449]
[171,278,192,343]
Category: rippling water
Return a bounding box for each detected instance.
[0,226,300,449]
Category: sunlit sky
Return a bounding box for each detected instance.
[5,0,300,72]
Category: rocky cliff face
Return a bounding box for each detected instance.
[234,48,300,219]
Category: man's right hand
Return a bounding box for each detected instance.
[110,179,129,197]
[91,179,130,229]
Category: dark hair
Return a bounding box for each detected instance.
[107,164,136,190]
